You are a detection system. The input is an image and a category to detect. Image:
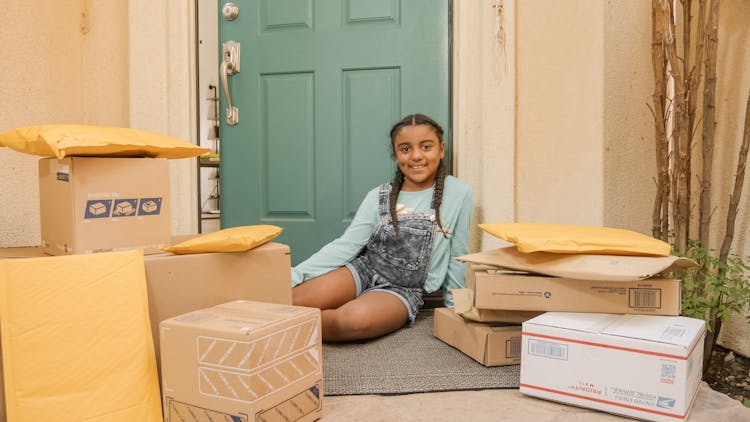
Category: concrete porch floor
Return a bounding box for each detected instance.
[321,382,750,421]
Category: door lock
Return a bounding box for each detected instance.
[222,2,239,21]
[220,41,240,125]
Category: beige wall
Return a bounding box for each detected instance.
[0,0,196,248]
[0,1,748,354]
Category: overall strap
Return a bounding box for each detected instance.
[377,183,391,219]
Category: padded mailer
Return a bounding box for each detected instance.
[0,250,162,421]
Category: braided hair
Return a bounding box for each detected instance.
[388,114,448,238]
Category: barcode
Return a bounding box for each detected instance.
[629,288,661,308]
[661,326,687,340]
[661,363,677,379]
[506,337,521,358]
[528,339,568,360]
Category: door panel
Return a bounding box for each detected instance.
[219,0,450,265]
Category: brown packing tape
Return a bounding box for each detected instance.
[457,246,697,282]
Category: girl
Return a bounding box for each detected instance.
[291,114,474,342]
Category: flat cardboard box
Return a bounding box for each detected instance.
[520,312,705,421]
[144,242,293,358]
[451,288,542,323]
[160,300,322,422]
[433,307,521,366]
[467,265,681,315]
[39,157,171,255]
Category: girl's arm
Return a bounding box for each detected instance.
[441,187,474,307]
[291,188,379,286]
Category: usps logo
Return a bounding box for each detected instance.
[656,396,676,409]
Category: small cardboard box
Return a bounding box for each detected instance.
[469,267,681,315]
[433,307,521,366]
[39,157,171,255]
[520,312,705,421]
[160,300,323,422]
[144,242,293,358]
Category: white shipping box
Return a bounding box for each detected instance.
[520,312,705,422]
[160,300,322,422]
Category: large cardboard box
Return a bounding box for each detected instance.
[468,266,681,315]
[433,307,521,366]
[160,300,322,422]
[144,242,293,357]
[39,157,171,255]
[520,312,705,422]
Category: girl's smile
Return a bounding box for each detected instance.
[393,124,445,191]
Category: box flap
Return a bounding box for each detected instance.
[601,314,706,348]
[452,288,541,323]
[524,312,621,334]
[458,247,697,281]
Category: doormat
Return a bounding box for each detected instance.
[322,309,520,396]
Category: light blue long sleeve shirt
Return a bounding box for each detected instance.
[291,175,474,307]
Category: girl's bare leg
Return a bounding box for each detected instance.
[292,267,357,310]
[321,291,408,342]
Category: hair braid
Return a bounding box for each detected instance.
[432,160,448,238]
[389,168,405,238]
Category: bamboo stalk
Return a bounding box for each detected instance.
[699,0,720,248]
[651,0,670,241]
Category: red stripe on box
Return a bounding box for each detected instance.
[520,383,687,419]
[521,331,706,360]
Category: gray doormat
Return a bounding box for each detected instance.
[322,309,520,396]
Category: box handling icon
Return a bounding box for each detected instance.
[138,197,163,216]
[84,200,112,219]
[113,199,138,217]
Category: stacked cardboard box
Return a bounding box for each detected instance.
[38,157,172,255]
[160,300,323,422]
[0,241,294,421]
[440,246,705,421]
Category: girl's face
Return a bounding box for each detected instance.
[393,124,445,191]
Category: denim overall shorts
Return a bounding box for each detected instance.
[345,183,436,325]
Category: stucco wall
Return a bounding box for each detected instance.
[0,0,112,247]
[0,0,197,247]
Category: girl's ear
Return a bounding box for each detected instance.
[439,141,445,159]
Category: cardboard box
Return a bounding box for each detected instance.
[469,266,681,315]
[160,300,322,422]
[433,307,521,366]
[144,242,293,357]
[520,312,705,421]
[39,157,171,255]
[451,287,542,323]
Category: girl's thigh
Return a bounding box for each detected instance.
[292,266,357,310]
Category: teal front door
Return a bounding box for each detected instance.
[218,0,450,265]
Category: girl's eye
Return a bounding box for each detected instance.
[400,146,410,153]
[422,144,432,151]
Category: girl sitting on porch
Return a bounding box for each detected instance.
[291,113,474,342]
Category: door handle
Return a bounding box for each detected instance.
[220,41,240,125]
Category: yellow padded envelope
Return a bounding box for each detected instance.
[0,250,163,422]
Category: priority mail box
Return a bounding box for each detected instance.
[469,267,681,315]
[39,157,170,255]
[160,300,322,422]
[144,242,293,359]
[520,312,705,421]
[457,247,696,315]
[433,307,521,366]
